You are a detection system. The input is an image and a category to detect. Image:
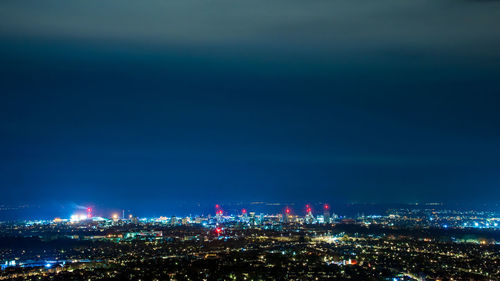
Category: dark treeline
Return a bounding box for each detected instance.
[0,236,109,250]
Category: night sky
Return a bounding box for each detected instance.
[1,0,500,211]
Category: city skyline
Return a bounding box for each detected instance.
[1,201,499,280]
[2,201,499,222]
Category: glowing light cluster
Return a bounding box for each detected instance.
[70,214,87,222]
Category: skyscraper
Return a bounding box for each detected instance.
[323,204,331,224]
[305,205,315,224]
[284,207,291,223]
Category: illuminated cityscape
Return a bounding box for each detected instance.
[1,203,499,280]
[2,0,500,280]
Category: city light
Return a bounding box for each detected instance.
[2,204,500,280]
[70,214,87,222]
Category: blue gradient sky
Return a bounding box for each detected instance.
[1,0,500,209]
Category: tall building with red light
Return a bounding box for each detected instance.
[305,205,315,224]
[283,207,291,223]
[216,209,223,223]
[323,204,330,223]
[241,209,249,223]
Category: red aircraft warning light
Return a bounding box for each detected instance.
[87,208,92,218]
[215,227,222,235]
[217,210,223,215]
[324,204,329,210]
[215,204,220,209]
[307,207,312,213]
[285,208,291,214]
[241,209,247,214]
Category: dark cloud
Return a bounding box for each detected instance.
[1,0,500,58]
